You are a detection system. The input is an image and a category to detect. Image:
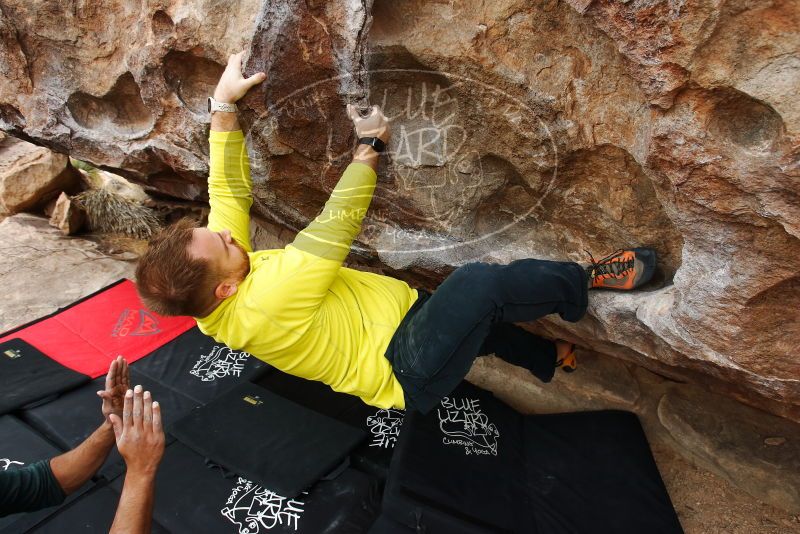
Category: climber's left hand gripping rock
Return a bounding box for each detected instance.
[213,50,267,105]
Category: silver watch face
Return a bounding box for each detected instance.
[208,97,212,113]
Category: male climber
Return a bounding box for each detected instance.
[136,51,656,414]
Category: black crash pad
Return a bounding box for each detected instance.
[0,415,62,467]
[337,402,406,481]
[382,382,683,534]
[171,382,367,498]
[21,369,199,481]
[367,515,415,533]
[0,338,89,415]
[256,369,405,481]
[524,410,683,533]
[25,483,168,534]
[383,381,523,534]
[255,367,360,419]
[132,326,270,405]
[113,441,380,533]
[0,416,91,533]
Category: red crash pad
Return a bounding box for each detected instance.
[0,279,195,378]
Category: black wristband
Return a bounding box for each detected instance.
[358,137,386,154]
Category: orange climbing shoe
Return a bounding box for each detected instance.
[585,248,657,290]
[555,341,577,373]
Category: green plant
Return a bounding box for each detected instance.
[74,187,160,239]
[69,158,104,188]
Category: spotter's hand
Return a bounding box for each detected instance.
[97,355,130,425]
[110,386,165,477]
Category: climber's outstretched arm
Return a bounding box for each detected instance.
[207,51,267,252]
[246,105,390,322]
[289,105,390,263]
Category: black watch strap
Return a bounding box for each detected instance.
[358,137,386,153]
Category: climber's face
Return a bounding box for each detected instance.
[189,227,250,292]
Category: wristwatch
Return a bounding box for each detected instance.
[207,96,238,114]
[358,137,386,153]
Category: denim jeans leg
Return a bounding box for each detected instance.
[388,259,587,413]
[479,322,558,383]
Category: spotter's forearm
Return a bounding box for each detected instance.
[110,471,156,534]
[50,422,115,495]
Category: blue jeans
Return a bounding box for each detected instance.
[385,259,588,413]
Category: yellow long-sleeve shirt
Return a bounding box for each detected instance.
[196,130,417,409]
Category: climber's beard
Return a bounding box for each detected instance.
[226,238,251,283]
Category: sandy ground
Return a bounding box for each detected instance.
[652,443,800,533]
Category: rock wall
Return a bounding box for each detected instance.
[0,1,798,422]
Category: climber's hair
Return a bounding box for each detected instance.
[135,218,218,317]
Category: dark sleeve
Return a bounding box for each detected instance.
[0,460,66,517]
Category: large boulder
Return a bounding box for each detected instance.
[0,135,79,213]
[0,0,798,428]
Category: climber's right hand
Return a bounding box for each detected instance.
[213,50,267,104]
[347,104,390,143]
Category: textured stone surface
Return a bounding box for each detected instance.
[467,349,642,414]
[0,1,798,427]
[0,214,134,331]
[363,1,800,426]
[0,135,78,213]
